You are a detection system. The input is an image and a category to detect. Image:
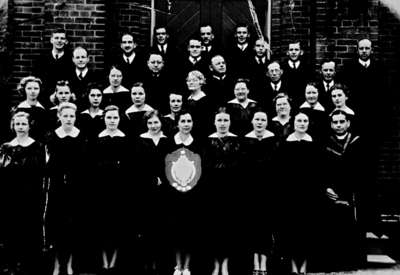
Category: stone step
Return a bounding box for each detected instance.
[366,232,397,265]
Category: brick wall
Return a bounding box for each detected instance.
[1,0,400,202]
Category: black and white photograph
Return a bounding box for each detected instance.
[0,0,400,275]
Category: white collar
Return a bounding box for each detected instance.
[8,137,35,147]
[189,56,201,64]
[174,132,194,146]
[52,50,64,59]
[140,132,167,139]
[98,129,125,138]
[18,100,45,109]
[188,91,206,101]
[245,130,275,139]
[228,98,256,104]
[358,59,370,67]
[289,60,300,69]
[76,67,88,78]
[331,106,355,115]
[255,56,266,63]
[103,85,129,94]
[81,109,104,118]
[299,101,325,111]
[125,104,153,114]
[124,53,135,63]
[55,126,80,138]
[271,81,282,90]
[238,43,248,50]
[287,132,312,142]
[208,132,237,138]
[323,80,334,90]
[212,74,226,80]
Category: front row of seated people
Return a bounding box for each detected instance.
[0,71,365,275]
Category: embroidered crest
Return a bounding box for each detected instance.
[165,148,201,192]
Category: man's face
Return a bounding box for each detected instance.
[267,62,283,82]
[155,27,168,45]
[210,56,226,75]
[235,27,249,44]
[200,26,214,45]
[147,54,164,73]
[287,42,303,61]
[254,39,268,57]
[331,113,350,135]
[51,32,67,51]
[321,61,336,82]
[188,39,202,58]
[358,39,372,61]
[120,34,136,55]
[73,48,89,69]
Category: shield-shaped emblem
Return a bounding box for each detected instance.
[165,148,202,192]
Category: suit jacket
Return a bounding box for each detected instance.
[226,43,254,79]
[113,50,146,89]
[281,59,313,107]
[248,55,269,103]
[259,79,291,115]
[67,68,100,111]
[33,50,74,107]
[150,43,180,73]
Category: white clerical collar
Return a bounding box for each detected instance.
[174,132,194,146]
[81,109,104,118]
[358,59,370,68]
[52,50,64,59]
[209,132,237,138]
[124,53,135,63]
[299,101,325,111]
[140,132,167,139]
[125,104,153,114]
[188,91,206,101]
[76,67,88,78]
[287,132,312,142]
[18,100,45,109]
[245,130,275,139]
[98,129,125,138]
[55,126,80,138]
[331,106,355,116]
[103,85,129,94]
[8,137,35,147]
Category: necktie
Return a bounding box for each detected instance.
[78,72,83,80]
[192,57,198,65]
[274,83,278,91]
[257,57,262,64]
[55,54,59,60]
[326,83,330,91]
[126,57,130,64]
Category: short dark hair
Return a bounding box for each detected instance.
[329,109,350,121]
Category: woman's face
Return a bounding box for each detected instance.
[331,89,347,108]
[178,113,193,135]
[104,110,120,131]
[275,97,291,116]
[234,82,249,102]
[59,107,76,129]
[13,116,30,135]
[169,94,183,113]
[56,86,72,103]
[147,115,162,135]
[305,85,319,105]
[25,81,40,101]
[186,74,202,91]
[252,112,268,132]
[215,112,230,135]
[294,113,309,134]
[131,87,146,107]
[88,89,102,108]
[109,68,123,87]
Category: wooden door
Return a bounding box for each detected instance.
[155,0,269,49]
